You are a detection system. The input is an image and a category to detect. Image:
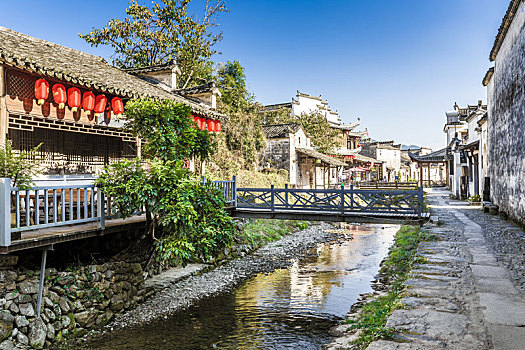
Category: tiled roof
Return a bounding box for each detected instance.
[263,123,302,138]
[260,102,293,112]
[0,26,223,119]
[296,148,347,167]
[353,153,383,164]
[408,148,451,163]
[175,82,218,95]
[490,0,523,61]
[482,67,495,86]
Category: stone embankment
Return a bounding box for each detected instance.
[327,188,525,350]
[0,262,145,349]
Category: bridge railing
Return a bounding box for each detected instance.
[235,185,424,217]
[0,178,108,247]
[355,181,419,190]
[203,176,237,207]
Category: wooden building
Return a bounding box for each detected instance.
[0,27,223,176]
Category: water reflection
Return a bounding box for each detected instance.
[87,224,398,350]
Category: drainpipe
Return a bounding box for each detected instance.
[36,245,52,317]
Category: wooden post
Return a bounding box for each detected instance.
[313,160,317,190]
[419,162,423,188]
[0,178,11,247]
[340,184,344,215]
[427,163,431,187]
[97,188,105,230]
[350,184,355,210]
[233,175,237,208]
[270,185,275,212]
[136,136,142,158]
[445,161,449,188]
[284,184,289,209]
[417,185,423,217]
[0,66,7,147]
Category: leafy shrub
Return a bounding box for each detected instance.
[96,98,234,266]
[0,141,42,189]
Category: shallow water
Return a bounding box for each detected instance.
[87,224,398,349]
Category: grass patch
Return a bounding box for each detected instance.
[343,225,437,349]
[237,219,310,248]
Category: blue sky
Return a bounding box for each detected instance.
[0,0,510,149]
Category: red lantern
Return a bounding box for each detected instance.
[34,79,49,105]
[94,95,107,117]
[52,84,67,109]
[215,120,221,132]
[206,119,214,131]
[192,116,200,128]
[67,88,81,112]
[82,91,95,115]
[111,97,124,118]
[198,117,206,131]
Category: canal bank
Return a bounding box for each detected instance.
[328,188,525,350]
[82,223,399,349]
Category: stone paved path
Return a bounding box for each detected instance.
[366,188,525,350]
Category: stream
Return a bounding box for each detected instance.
[87,223,398,349]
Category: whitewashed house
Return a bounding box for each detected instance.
[262,124,345,189]
[443,101,486,199]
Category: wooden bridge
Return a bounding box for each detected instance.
[0,177,427,254]
[208,178,428,225]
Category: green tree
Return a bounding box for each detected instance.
[96,98,234,266]
[216,60,253,112]
[212,61,265,170]
[79,0,228,88]
[261,108,339,154]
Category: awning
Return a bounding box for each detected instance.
[348,167,370,172]
[296,148,347,167]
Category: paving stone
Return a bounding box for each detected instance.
[401,296,460,312]
[366,340,443,350]
[487,323,525,350]
[386,309,468,338]
[470,252,499,266]
[475,278,519,295]
[478,293,525,326]
[404,278,452,289]
[471,265,509,279]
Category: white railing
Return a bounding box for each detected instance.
[0,178,106,247]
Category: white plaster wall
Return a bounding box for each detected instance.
[376,148,401,171]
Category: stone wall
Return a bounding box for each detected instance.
[0,261,146,349]
[264,138,290,174]
[488,1,525,225]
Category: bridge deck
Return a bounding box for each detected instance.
[0,215,146,254]
[231,208,429,225]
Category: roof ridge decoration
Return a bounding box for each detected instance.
[489,0,523,61]
[123,60,179,73]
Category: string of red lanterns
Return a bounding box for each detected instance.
[34,79,123,118]
[34,78,222,132]
[191,115,221,132]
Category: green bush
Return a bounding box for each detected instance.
[96,98,234,266]
[0,141,42,189]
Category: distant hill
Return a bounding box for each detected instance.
[401,144,421,151]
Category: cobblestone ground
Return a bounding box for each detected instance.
[364,188,525,350]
